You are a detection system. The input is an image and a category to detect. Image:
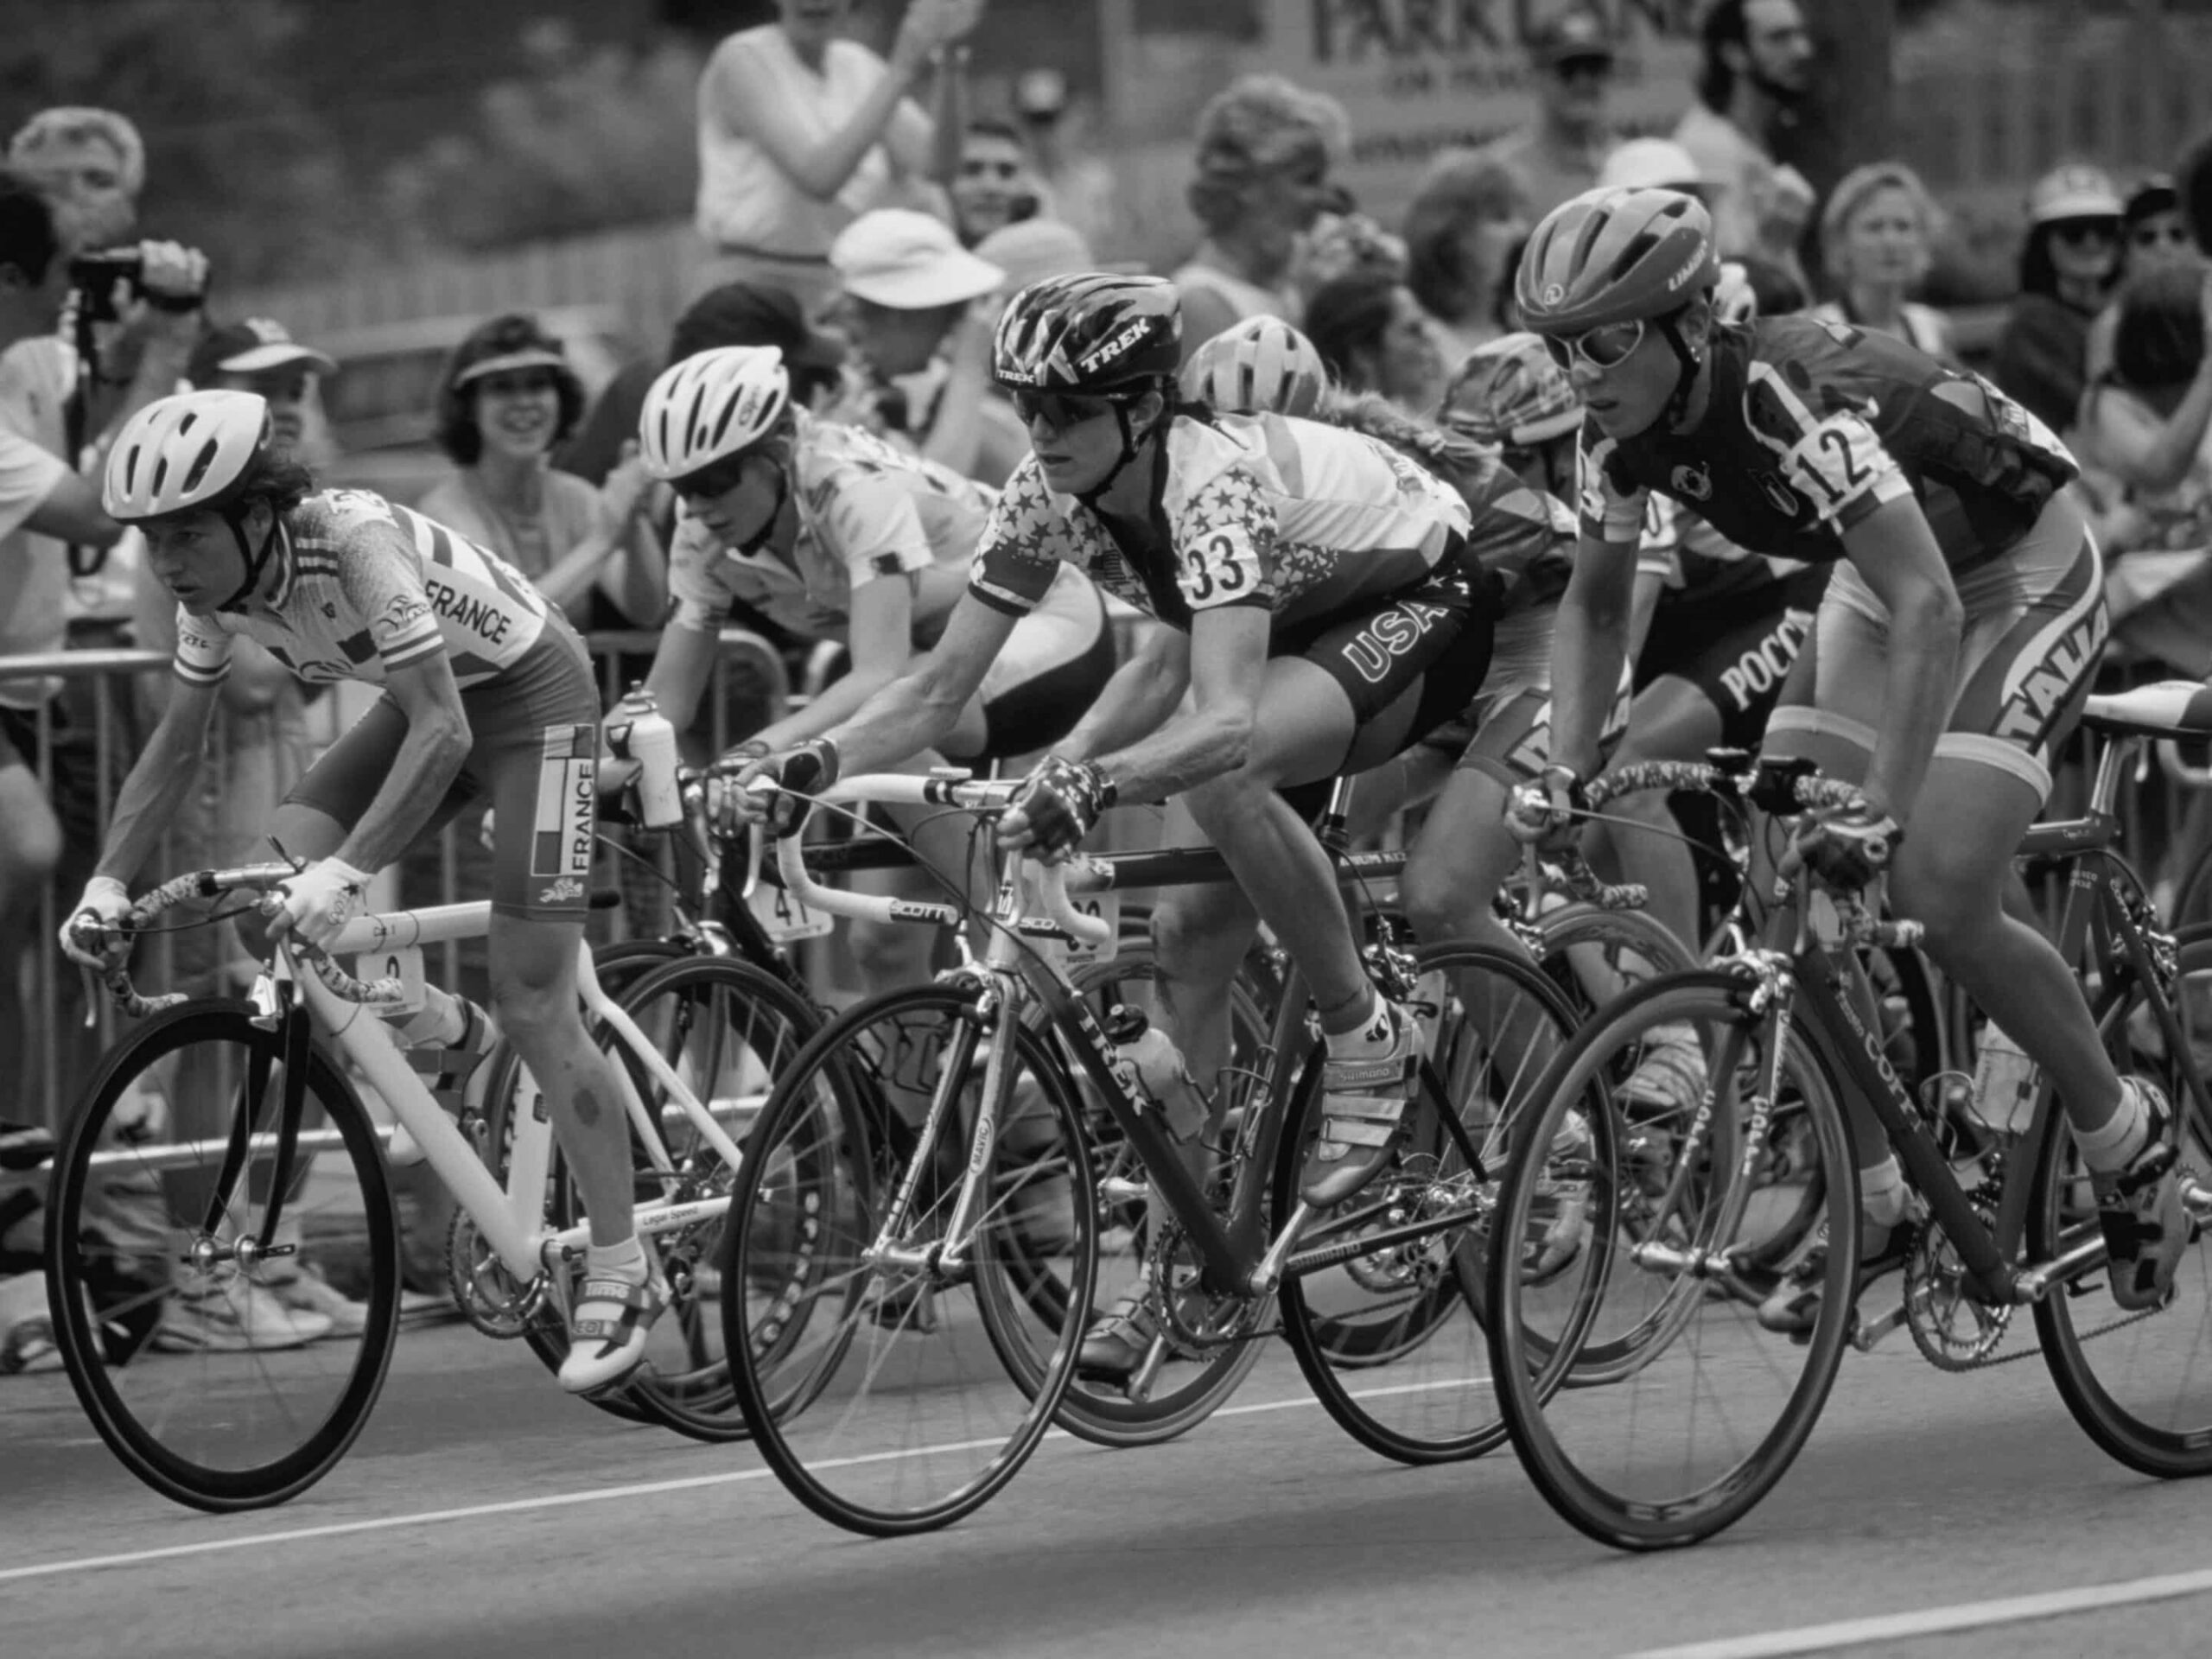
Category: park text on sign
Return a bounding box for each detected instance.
[1259,0,1700,210]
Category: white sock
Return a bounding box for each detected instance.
[584,1236,648,1285]
[2075,1083,2149,1174]
[1324,992,1395,1060]
[1860,1157,1908,1230]
[394,986,467,1049]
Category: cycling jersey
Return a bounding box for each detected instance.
[171,489,549,691]
[1579,315,2078,575]
[967,410,1473,632]
[667,413,995,643]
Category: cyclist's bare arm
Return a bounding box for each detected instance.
[1838,497,1962,823]
[1628,565,1665,659]
[747,575,921,752]
[1052,621,1190,763]
[824,589,1016,774]
[1089,602,1267,804]
[92,677,220,887]
[639,610,727,731]
[334,652,473,875]
[1549,532,1639,776]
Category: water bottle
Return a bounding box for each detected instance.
[1103,1004,1210,1144]
[606,687,683,829]
[1968,1023,2037,1140]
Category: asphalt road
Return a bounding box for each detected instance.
[8,1305,2212,1659]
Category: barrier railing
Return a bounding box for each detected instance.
[1,628,791,1134]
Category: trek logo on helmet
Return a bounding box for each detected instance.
[1078,321,1153,377]
[997,363,1044,386]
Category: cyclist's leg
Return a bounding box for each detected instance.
[1402,687,1543,957]
[1587,678,1724,951]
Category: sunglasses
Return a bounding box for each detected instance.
[1538,318,1646,372]
[1009,390,1122,432]
[2133,223,2194,250]
[2051,220,2120,248]
[671,454,753,505]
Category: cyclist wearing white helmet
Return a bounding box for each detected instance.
[632,343,1112,988]
[1512,186,2182,1324]
[61,389,669,1395]
[726,272,1503,1378]
[1179,313,1331,419]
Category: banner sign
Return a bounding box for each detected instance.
[1252,0,1703,215]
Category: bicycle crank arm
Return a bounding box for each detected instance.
[1849,1299,1908,1353]
[1247,1201,1318,1296]
[2012,1232,2107,1304]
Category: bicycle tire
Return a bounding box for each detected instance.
[2032,930,2212,1476]
[722,979,1096,1535]
[501,955,821,1440]
[1487,970,1859,1550]
[1274,941,1595,1462]
[45,1002,401,1512]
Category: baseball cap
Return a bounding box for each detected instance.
[1532,10,1615,69]
[668,281,843,368]
[187,317,336,386]
[1598,138,1714,194]
[2126,174,2181,226]
[830,210,1006,309]
[973,219,1095,296]
[2029,163,2124,226]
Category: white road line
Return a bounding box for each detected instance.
[1623,1567,2212,1659]
[5,1376,1492,1586]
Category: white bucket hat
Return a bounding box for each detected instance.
[831,210,1006,309]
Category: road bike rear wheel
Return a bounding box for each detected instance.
[498,956,818,1441]
[1487,972,1859,1550]
[44,1004,400,1512]
[2034,931,2212,1476]
[1276,943,1594,1463]
[722,981,1096,1535]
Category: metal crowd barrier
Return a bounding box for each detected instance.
[2,629,791,1133]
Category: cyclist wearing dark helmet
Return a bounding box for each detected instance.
[728,270,1504,1377]
[1510,185,2183,1325]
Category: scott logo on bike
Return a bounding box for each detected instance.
[1339,599,1453,685]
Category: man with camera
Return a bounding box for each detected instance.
[0,160,206,1102]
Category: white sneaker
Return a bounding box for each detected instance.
[1619,1021,1707,1121]
[261,1265,370,1338]
[154,1273,334,1352]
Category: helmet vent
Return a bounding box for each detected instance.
[1606,230,1663,283]
[179,435,222,499]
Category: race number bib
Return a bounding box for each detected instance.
[749,880,835,943]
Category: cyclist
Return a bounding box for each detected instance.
[629,344,1114,990]
[1510,186,2183,1318]
[60,389,666,1393]
[727,273,1502,1374]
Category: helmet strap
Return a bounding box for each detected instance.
[1074,386,1168,507]
[215,504,281,613]
[733,460,793,558]
[1657,308,1708,431]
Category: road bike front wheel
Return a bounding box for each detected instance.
[44,1003,400,1512]
[2033,931,2212,1477]
[721,980,1096,1536]
[1487,972,1859,1550]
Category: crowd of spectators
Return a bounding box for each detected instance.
[4,0,2212,1363]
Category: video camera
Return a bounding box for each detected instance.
[67,247,207,325]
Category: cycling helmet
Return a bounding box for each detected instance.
[104,390,273,522]
[1713,260,1759,327]
[1443,334,1582,448]
[638,346,791,481]
[1179,315,1330,416]
[992,273,1181,395]
[1516,188,1719,334]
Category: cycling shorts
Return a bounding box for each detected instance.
[1271,533,1498,741]
[1451,668,1633,789]
[1766,491,2107,802]
[283,621,603,923]
[957,577,1116,765]
[1635,568,1829,752]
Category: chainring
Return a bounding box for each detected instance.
[1903,1206,2012,1370]
[1146,1219,1266,1351]
[444,1207,541,1339]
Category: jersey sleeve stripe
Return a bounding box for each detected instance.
[172,656,231,685]
[967,577,1036,617]
[379,632,444,671]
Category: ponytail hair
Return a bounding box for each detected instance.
[1313,389,1494,489]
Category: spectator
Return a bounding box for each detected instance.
[1013,67,1120,255]
[692,0,982,317]
[2074,265,2212,588]
[1303,270,1445,415]
[949,118,1041,247]
[0,171,199,1107]
[184,319,335,454]
[7,107,141,252]
[416,313,664,632]
[2088,176,2202,380]
[1673,0,1817,269]
[1404,152,1529,364]
[1175,74,1350,354]
[828,207,1022,483]
[1809,161,1951,359]
[972,216,1094,302]
[1465,8,1619,223]
[1993,163,2125,441]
